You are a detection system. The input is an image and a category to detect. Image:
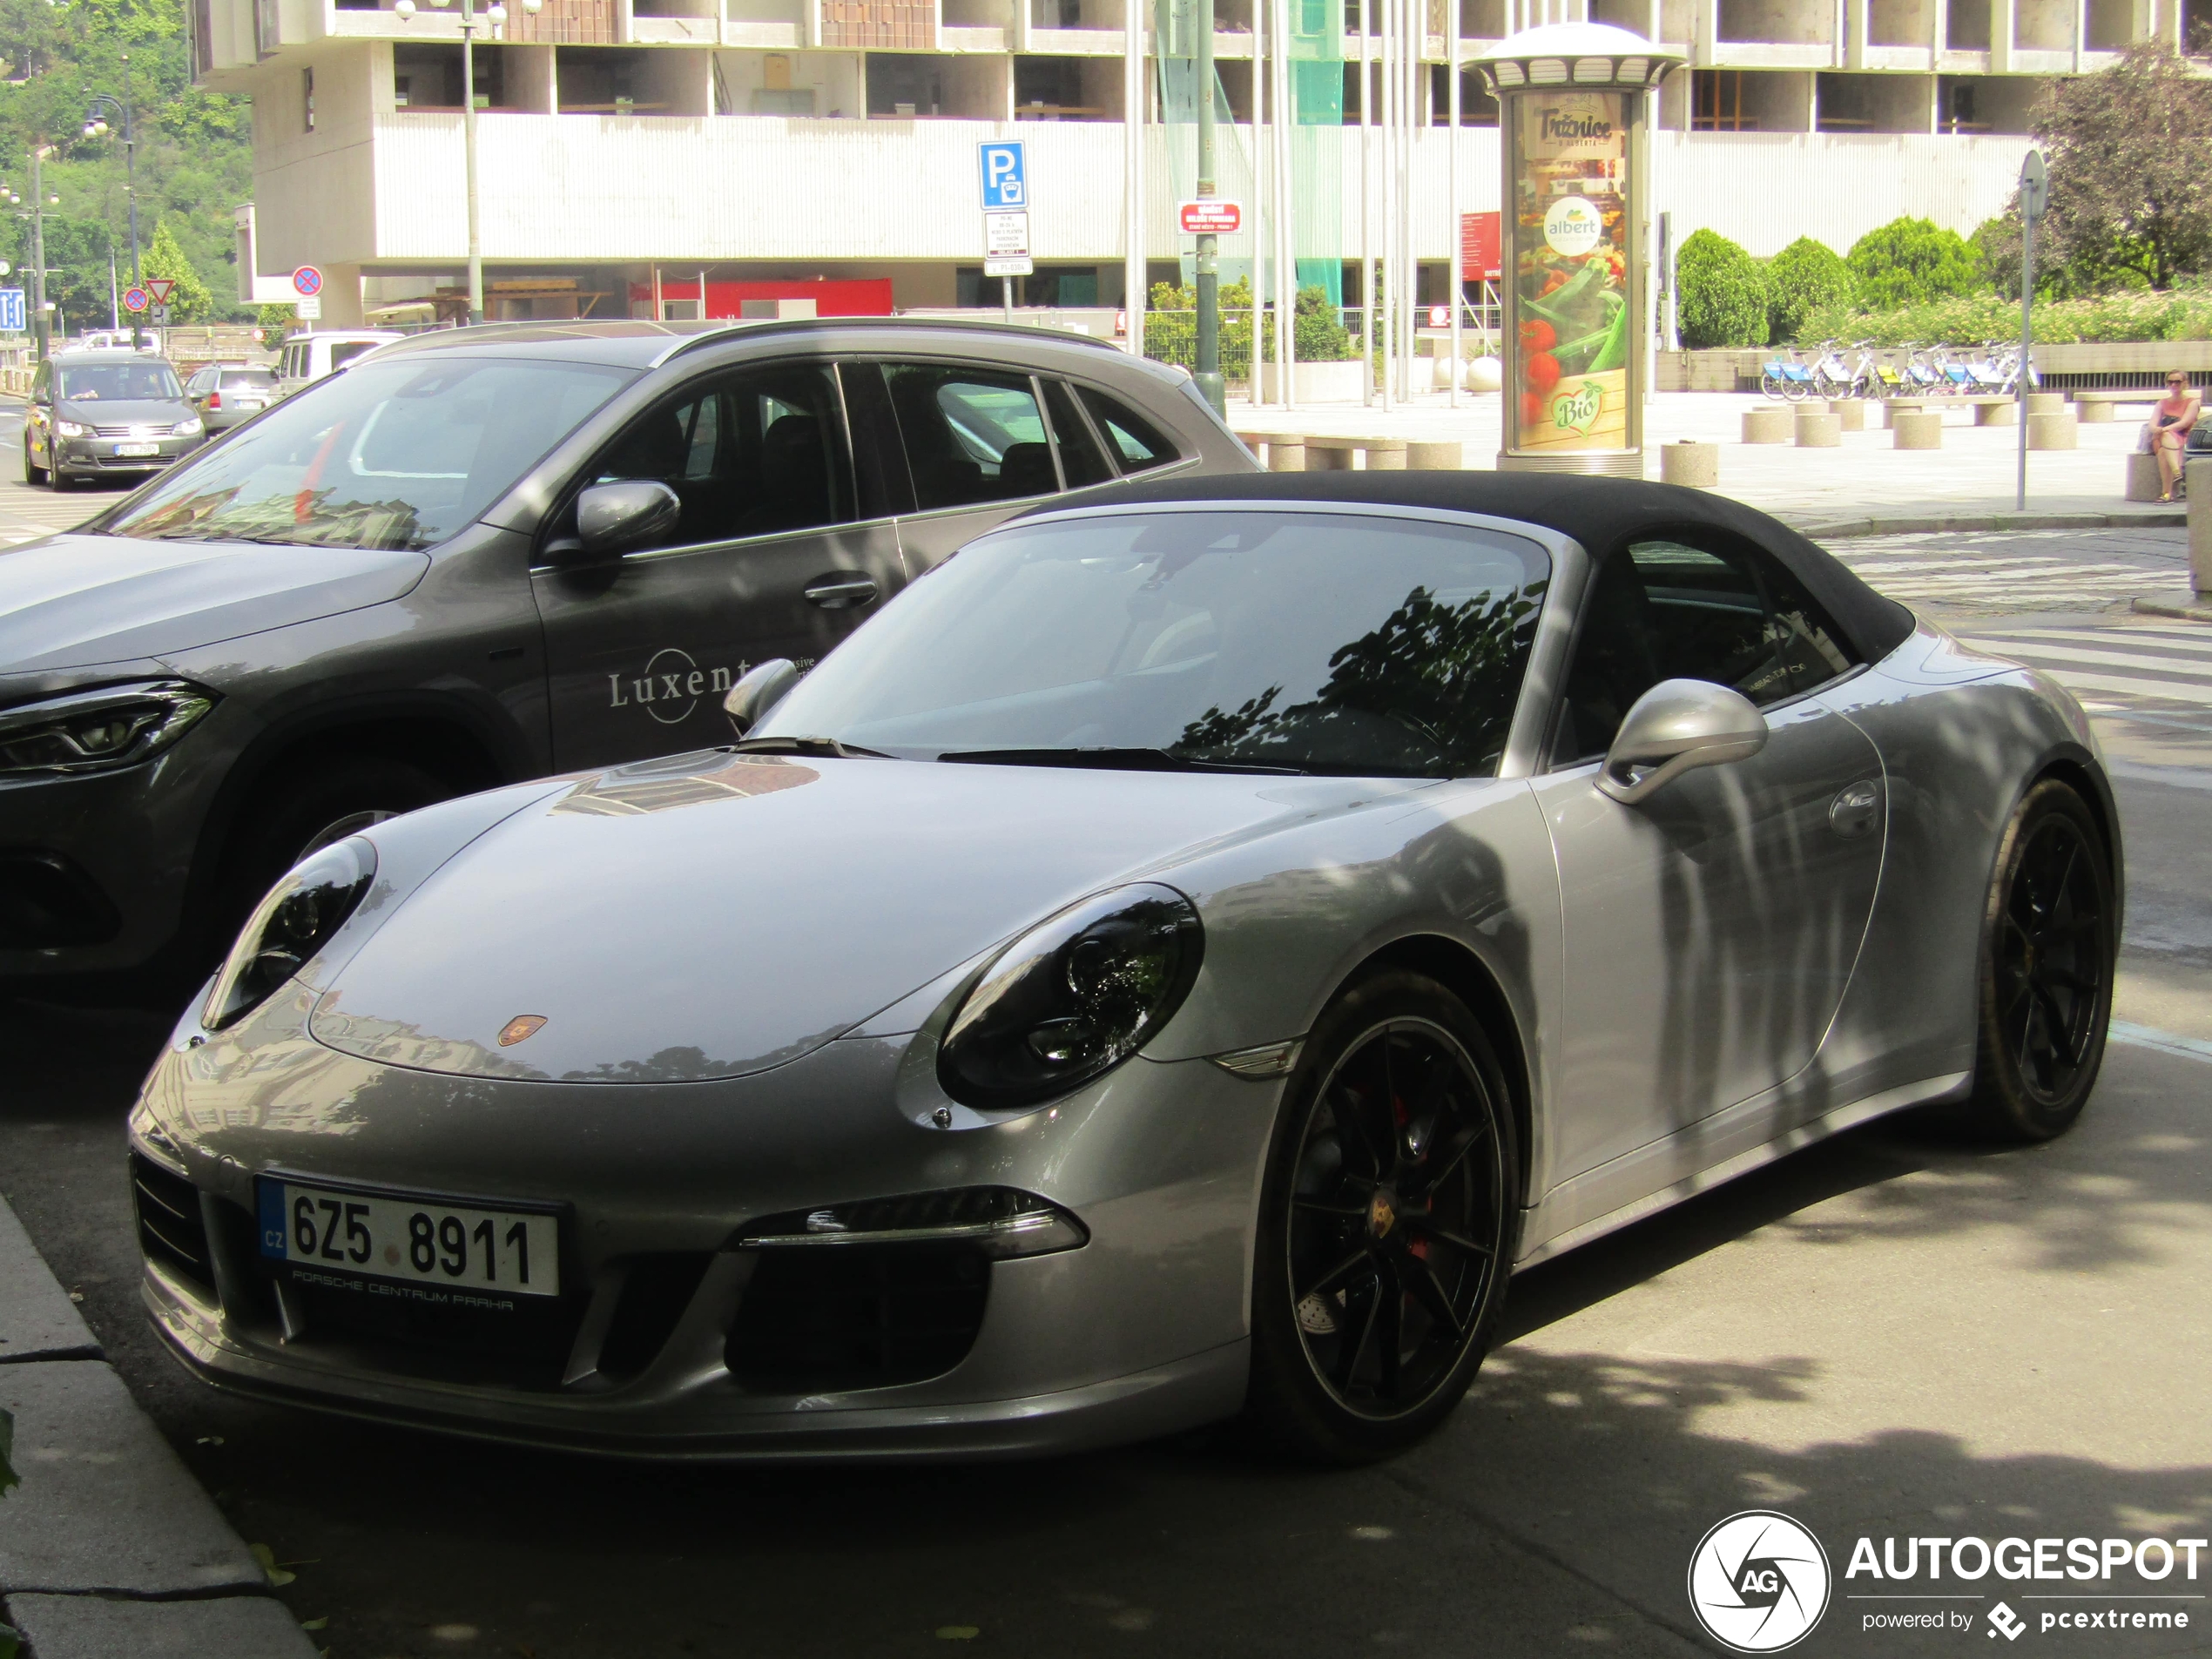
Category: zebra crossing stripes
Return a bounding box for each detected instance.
[1957,624,2212,712]
[1831,549,2184,612]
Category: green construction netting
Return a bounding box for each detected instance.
[1155,0,1344,311]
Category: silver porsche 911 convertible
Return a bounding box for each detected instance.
[129,474,2119,1464]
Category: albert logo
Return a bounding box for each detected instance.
[1688,1511,1832,1653]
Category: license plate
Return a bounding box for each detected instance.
[256,1177,559,1297]
[114,442,158,456]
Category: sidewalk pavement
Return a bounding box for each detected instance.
[0,1198,316,1658]
[1224,388,2187,535]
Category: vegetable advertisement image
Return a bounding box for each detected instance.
[1511,91,1629,453]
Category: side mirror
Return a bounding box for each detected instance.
[723,658,799,736]
[1595,678,1768,806]
[570,479,681,558]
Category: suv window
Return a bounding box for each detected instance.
[1553,535,1857,765]
[588,361,856,554]
[1079,386,1177,473]
[221,368,279,389]
[882,363,1060,510]
[1042,379,1113,489]
[330,341,383,371]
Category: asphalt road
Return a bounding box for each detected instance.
[3,496,2209,1657]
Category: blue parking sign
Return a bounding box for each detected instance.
[0,288,23,334]
[979,141,1027,210]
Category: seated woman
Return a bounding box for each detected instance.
[2151,371,2202,503]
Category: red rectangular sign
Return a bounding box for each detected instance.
[1178,200,1244,236]
[1460,211,1501,280]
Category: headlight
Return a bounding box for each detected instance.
[938,884,1203,1109]
[54,419,89,437]
[203,838,376,1031]
[0,682,216,776]
[172,417,202,436]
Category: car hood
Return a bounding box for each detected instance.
[307,751,1413,1085]
[55,399,190,427]
[0,535,430,672]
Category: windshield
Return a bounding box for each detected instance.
[757,509,1552,778]
[58,362,183,401]
[220,368,278,388]
[98,355,635,551]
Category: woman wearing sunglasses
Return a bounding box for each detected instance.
[2152,371,2202,503]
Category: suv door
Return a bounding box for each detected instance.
[854,361,1124,577]
[1528,530,1885,1217]
[531,356,904,772]
[24,361,51,473]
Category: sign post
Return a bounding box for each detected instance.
[1473,26,1681,475]
[979,142,1029,324]
[2017,149,2047,512]
[293,265,323,335]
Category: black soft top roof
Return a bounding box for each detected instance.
[1078,470,1917,665]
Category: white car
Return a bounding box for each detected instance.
[273,329,404,397]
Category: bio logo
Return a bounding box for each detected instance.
[1549,379,1605,435]
[1688,1510,1832,1653]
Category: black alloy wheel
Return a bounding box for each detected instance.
[1247,971,1518,1464]
[1969,780,2115,1140]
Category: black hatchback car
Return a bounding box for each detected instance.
[0,318,1252,995]
[24,348,207,489]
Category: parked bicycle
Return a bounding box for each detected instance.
[1760,345,1820,401]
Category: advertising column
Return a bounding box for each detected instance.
[1475,26,1681,476]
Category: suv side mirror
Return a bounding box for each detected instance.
[562,479,681,559]
[723,659,799,736]
[1595,678,1768,806]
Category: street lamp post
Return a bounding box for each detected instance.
[1192,0,1223,417]
[397,0,543,325]
[84,56,143,347]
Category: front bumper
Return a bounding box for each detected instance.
[130,994,1283,1460]
[57,433,203,474]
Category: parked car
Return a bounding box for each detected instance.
[74,327,164,354]
[21,348,205,489]
[273,330,405,397]
[183,362,281,432]
[0,318,1250,998]
[127,473,2117,1463]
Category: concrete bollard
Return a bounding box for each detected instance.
[1407,440,1463,470]
[2027,410,2078,451]
[2027,392,2067,415]
[2074,399,2116,422]
[1743,407,1794,444]
[1893,410,1944,449]
[2125,452,2163,502]
[1364,439,1409,471]
[1305,439,1356,471]
[1974,401,2018,426]
[1266,436,1306,472]
[2192,459,2212,593]
[1660,440,1720,487]
[1832,401,1869,432]
[1883,399,1928,429]
[1795,412,1843,448]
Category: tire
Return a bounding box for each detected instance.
[1965,780,2116,1141]
[1244,970,1521,1465]
[23,441,45,486]
[210,753,451,961]
[50,464,72,490]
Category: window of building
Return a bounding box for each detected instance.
[394,44,505,111]
[1691,70,1753,131]
[1015,56,1110,120]
[557,47,644,113]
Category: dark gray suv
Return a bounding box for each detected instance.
[0,318,1253,995]
[24,348,206,489]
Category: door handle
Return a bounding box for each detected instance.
[1828,780,1881,839]
[804,573,880,610]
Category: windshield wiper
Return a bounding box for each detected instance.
[938,746,1308,776]
[728,735,891,759]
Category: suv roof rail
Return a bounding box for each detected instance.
[650,314,1131,369]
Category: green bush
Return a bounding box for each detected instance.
[1846,217,1984,307]
[1676,230,1769,348]
[1765,237,1855,343]
[1794,285,2212,346]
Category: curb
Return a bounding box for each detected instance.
[0,1195,317,1659]
[1791,509,2188,539]
[2131,596,2212,623]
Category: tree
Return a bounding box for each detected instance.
[1765,237,1854,342]
[139,219,212,320]
[1845,217,1984,307]
[1676,229,1767,348]
[2022,43,2212,291]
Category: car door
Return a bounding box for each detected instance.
[1527,530,1885,1211]
[24,361,53,469]
[853,360,1122,577]
[531,355,905,772]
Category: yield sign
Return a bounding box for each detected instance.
[144,277,177,305]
